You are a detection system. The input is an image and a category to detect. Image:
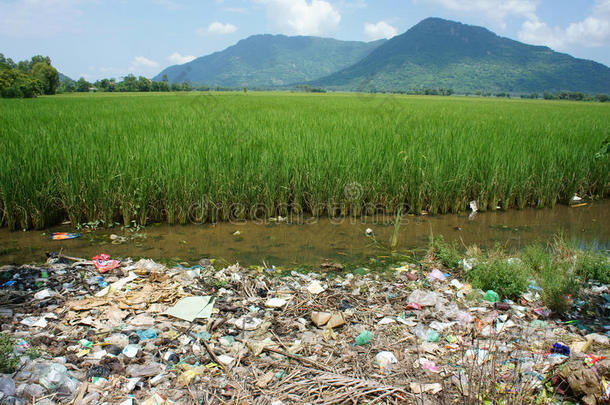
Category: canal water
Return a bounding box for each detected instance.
[0,201,608,266]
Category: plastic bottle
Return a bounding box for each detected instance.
[39,364,68,390]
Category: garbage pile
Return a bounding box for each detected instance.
[0,254,608,404]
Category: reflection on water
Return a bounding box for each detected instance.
[0,201,608,266]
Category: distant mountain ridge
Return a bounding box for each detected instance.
[153,18,610,94]
[58,72,72,82]
[310,18,610,94]
[154,35,385,87]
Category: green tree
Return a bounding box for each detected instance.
[59,79,75,93]
[31,62,59,95]
[0,69,43,98]
[0,54,16,70]
[120,74,138,92]
[137,76,151,92]
[76,77,91,92]
[157,80,170,92]
[95,78,114,92]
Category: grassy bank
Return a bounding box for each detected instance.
[430,235,609,314]
[0,92,608,230]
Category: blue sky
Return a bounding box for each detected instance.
[1,0,609,81]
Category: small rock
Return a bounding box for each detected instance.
[311,311,332,327]
[326,313,346,329]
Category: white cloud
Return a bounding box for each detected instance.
[198,22,238,35]
[518,0,610,50]
[129,56,159,74]
[565,16,610,47]
[167,52,196,65]
[517,17,566,49]
[0,0,86,37]
[364,21,398,40]
[415,0,539,28]
[256,0,341,36]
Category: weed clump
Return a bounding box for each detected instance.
[0,333,18,374]
[522,244,575,313]
[466,255,530,299]
[430,236,461,270]
[575,250,610,283]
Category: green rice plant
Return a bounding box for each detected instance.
[0,92,608,229]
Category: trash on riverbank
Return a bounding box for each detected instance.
[50,232,81,241]
[0,252,608,404]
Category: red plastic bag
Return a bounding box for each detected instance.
[92,254,121,273]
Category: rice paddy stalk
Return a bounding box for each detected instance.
[0,92,608,230]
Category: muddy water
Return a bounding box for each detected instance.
[0,201,608,267]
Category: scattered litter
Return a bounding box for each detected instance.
[376,351,398,374]
[92,253,122,273]
[50,232,81,240]
[265,297,288,308]
[427,268,447,282]
[410,382,443,395]
[354,331,373,345]
[1,253,607,404]
[162,296,215,322]
[484,290,500,303]
[306,280,325,294]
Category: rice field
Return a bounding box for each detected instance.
[0,92,608,230]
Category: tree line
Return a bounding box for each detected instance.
[62,74,192,93]
[0,54,59,98]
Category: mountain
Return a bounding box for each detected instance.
[154,35,385,87]
[58,72,72,82]
[311,18,610,94]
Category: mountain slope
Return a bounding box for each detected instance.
[311,18,610,94]
[154,35,385,87]
[58,72,72,82]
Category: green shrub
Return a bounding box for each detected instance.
[467,257,529,299]
[431,236,461,269]
[538,263,575,314]
[522,243,580,314]
[0,333,18,374]
[575,251,610,283]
